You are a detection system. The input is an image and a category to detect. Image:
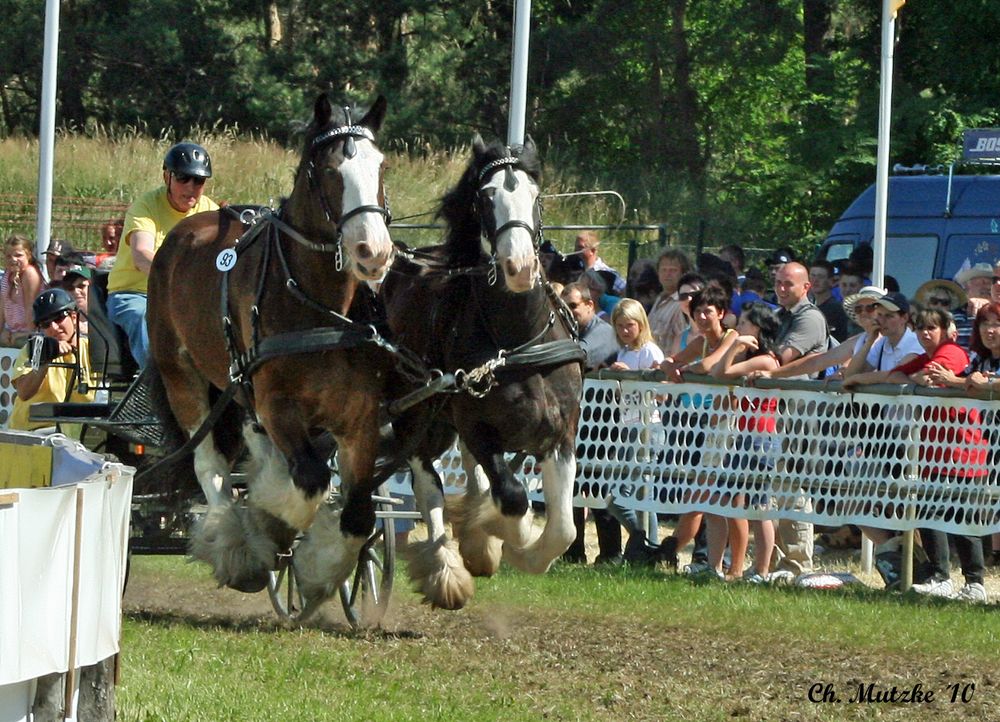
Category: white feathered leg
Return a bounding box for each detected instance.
[186,420,274,591]
[243,423,324,531]
[502,448,577,574]
[292,502,367,616]
[453,443,503,576]
[405,458,474,609]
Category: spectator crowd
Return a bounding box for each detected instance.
[553,234,1000,604]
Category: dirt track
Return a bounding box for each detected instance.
[123,544,998,722]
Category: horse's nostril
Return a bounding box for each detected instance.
[356,243,373,260]
[505,259,519,277]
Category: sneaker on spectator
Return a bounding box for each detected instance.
[952,582,988,604]
[682,561,724,580]
[910,578,954,598]
[767,569,796,585]
[741,570,769,584]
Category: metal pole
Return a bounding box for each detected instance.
[507,0,531,147]
[871,0,898,289]
[36,0,61,272]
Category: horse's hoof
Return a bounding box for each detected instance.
[226,569,271,594]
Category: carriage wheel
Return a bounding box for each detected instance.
[340,507,396,629]
[267,552,307,622]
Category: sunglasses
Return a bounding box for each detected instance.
[928,297,952,306]
[678,291,696,300]
[37,309,72,328]
[173,173,207,186]
[854,303,877,314]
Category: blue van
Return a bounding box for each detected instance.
[818,171,1000,297]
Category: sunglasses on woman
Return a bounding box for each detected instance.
[37,309,72,328]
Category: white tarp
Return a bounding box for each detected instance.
[0,466,132,688]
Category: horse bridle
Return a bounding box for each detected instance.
[305,110,392,271]
[476,155,543,268]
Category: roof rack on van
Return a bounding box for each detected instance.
[891,163,946,175]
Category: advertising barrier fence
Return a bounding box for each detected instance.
[409,373,1000,537]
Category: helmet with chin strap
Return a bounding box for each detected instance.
[163,141,213,178]
[33,288,77,325]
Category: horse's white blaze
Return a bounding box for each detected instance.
[484,167,540,292]
[503,449,577,574]
[339,139,393,281]
[188,420,232,508]
[242,424,324,531]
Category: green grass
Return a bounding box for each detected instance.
[117,556,1000,722]
[0,133,653,271]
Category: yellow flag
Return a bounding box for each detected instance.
[891,0,906,17]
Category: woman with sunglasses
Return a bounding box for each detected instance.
[106,141,218,368]
[10,289,95,437]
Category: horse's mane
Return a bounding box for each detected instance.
[438,138,541,267]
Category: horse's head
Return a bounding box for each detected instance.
[471,136,542,293]
[298,94,394,282]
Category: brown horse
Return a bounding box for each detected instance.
[381,137,584,609]
[147,94,397,598]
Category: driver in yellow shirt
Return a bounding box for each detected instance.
[106,142,218,368]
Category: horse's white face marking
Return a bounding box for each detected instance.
[483,167,540,293]
[338,138,393,282]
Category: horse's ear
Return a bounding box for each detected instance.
[472,134,487,158]
[522,134,537,155]
[361,95,387,132]
[314,93,332,128]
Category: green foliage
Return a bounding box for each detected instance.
[0,0,995,254]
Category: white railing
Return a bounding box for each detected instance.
[400,372,1000,537]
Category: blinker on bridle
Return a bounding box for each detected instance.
[305,106,392,271]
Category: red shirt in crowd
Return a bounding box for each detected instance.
[892,341,987,479]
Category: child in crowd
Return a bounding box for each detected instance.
[0,235,45,347]
[609,298,665,370]
[709,301,782,581]
[606,298,664,563]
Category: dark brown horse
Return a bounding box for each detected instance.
[380,137,584,609]
[147,94,397,598]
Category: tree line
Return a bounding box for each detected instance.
[2,0,998,252]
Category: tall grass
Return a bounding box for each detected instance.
[0,132,658,270]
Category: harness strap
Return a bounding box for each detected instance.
[501,339,586,371]
[240,327,374,378]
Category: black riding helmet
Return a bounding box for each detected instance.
[163,141,213,179]
[33,288,77,325]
